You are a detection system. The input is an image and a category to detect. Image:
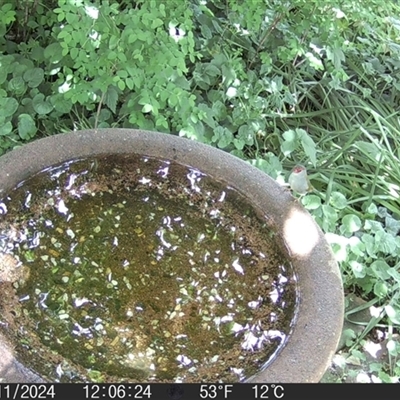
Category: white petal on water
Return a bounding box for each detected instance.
[0,203,8,214]
[57,199,68,215]
[72,322,92,336]
[74,297,90,307]
[232,258,244,274]
[248,300,260,309]
[56,364,63,378]
[269,288,279,303]
[65,173,77,190]
[221,315,233,323]
[25,192,32,207]
[231,322,244,333]
[139,177,151,184]
[66,229,75,239]
[176,354,192,366]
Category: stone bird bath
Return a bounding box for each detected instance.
[0,129,343,383]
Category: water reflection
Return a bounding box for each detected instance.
[0,154,298,383]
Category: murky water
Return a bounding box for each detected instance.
[0,154,297,382]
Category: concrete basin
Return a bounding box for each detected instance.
[0,129,343,383]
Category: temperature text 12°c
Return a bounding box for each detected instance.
[252,384,285,399]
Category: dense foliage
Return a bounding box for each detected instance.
[1,0,400,382]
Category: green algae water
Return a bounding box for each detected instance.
[0,154,297,383]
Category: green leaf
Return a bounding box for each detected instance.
[305,52,324,70]
[302,195,321,210]
[117,70,128,79]
[50,94,72,113]
[1,3,16,24]
[341,328,357,347]
[205,64,220,77]
[0,68,7,85]
[173,76,190,90]
[32,94,53,115]
[155,116,169,130]
[361,233,376,257]
[107,51,117,60]
[128,32,136,44]
[212,126,233,149]
[281,128,314,158]
[18,114,36,140]
[233,138,245,150]
[322,205,338,223]
[109,35,119,50]
[234,125,254,150]
[0,97,18,117]
[201,24,212,39]
[117,53,127,63]
[330,191,347,209]
[126,78,134,90]
[327,46,346,70]
[370,260,391,280]
[349,260,366,279]
[57,29,71,41]
[375,230,397,254]
[342,214,362,232]
[44,42,63,63]
[282,129,296,141]
[168,93,178,107]
[105,86,118,113]
[248,158,271,175]
[151,18,164,29]
[386,267,400,284]
[348,236,365,257]
[298,129,316,166]
[13,57,33,76]
[281,139,297,155]
[354,141,380,158]
[8,77,26,95]
[364,219,383,232]
[385,305,400,325]
[365,203,378,215]
[385,215,400,236]
[196,103,215,128]
[221,63,236,87]
[0,121,12,136]
[377,207,388,218]
[70,47,79,60]
[142,104,153,113]
[23,68,44,88]
[211,100,227,120]
[0,56,14,84]
[373,281,388,298]
[179,121,205,141]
